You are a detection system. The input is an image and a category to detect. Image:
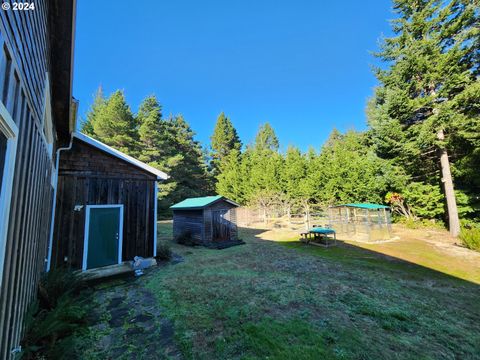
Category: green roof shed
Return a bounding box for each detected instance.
[170,196,241,248]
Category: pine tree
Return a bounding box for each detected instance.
[254,123,279,152]
[86,90,138,156]
[210,112,242,176]
[136,95,165,167]
[216,149,245,203]
[81,86,105,136]
[248,124,283,221]
[367,0,479,234]
[157,115,212,210]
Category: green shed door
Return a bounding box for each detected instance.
[83,206,123,270]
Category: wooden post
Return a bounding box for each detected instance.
[437,129,460,237]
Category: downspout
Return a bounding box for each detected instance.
[46,135,73,271]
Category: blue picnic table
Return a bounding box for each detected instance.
[300,226,336,247]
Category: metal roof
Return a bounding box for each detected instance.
[333,203,390,210]
[170,195,239,210]
[73,132,169,180]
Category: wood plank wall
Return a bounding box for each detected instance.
[51,140,157,270]
[0,1,55,357]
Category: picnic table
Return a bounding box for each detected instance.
[300,226,336,247]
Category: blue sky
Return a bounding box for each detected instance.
[73,0,393,152]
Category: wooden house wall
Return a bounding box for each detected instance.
[51,140,157,270]
[204,201,238,243]
[0,2,56,357]
[172,210,204,243]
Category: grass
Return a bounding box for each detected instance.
[146,223,480,359]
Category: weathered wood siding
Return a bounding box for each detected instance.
[51,140,157,270]
[172,210,204,242]
[204,201,238,243]
[173,199,238,245]
[0,2,57,357]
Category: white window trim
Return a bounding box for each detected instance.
[0,101,18,286]
[82,204,124,271]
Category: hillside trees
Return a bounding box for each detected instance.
[367,0,479,234]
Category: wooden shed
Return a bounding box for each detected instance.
[171,196,241,248]
[50,132,168,272]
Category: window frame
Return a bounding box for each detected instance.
[0,100,18,286]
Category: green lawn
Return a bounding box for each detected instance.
[147,223,480,359]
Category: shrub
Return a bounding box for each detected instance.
[459,224,480,251]
[21,269,88,359]
[157,242,172,260]
[38,268,85,310]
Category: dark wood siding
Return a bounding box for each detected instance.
[0,2,57,357]
[51,139,157,270]
[172,210,204,242]
[173,199,238,245]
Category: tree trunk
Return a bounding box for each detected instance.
[437,129,460,237]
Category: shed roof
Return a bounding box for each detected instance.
[170,195,239,210]
[73,132,169,180]
[333,203,390,210]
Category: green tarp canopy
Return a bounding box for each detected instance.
[334,203,390,210]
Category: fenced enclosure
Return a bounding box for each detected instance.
[236,205,329,230]
[328,204,392,242]
[236,203,393,243]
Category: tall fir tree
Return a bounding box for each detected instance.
[157,115,213,210]
[136,95,165,168]
[210,112,242,176]
[84,90,138,156]
[367,0,479,233]
[81,86,105,136]
[254,122,279,152]
[216,149,245,203]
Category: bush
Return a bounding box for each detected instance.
[157,242,172,260]
[459,224,480,251]
[21,269,88,359]
[38,269,86,310]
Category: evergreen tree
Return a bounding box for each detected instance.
[254,123,279,152]
[248,124,284,219]
[157,115,212,210]
[136,95,165,167]
[81,86,105,136]
[312,130,406,205]
[210,112,242,176]
[86,90,138,156]
[216,149,245,203]
[367,0,479,232]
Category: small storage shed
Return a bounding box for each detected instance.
[50,132,168,272]
[328,203,392,242]
[171,196,241,248]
